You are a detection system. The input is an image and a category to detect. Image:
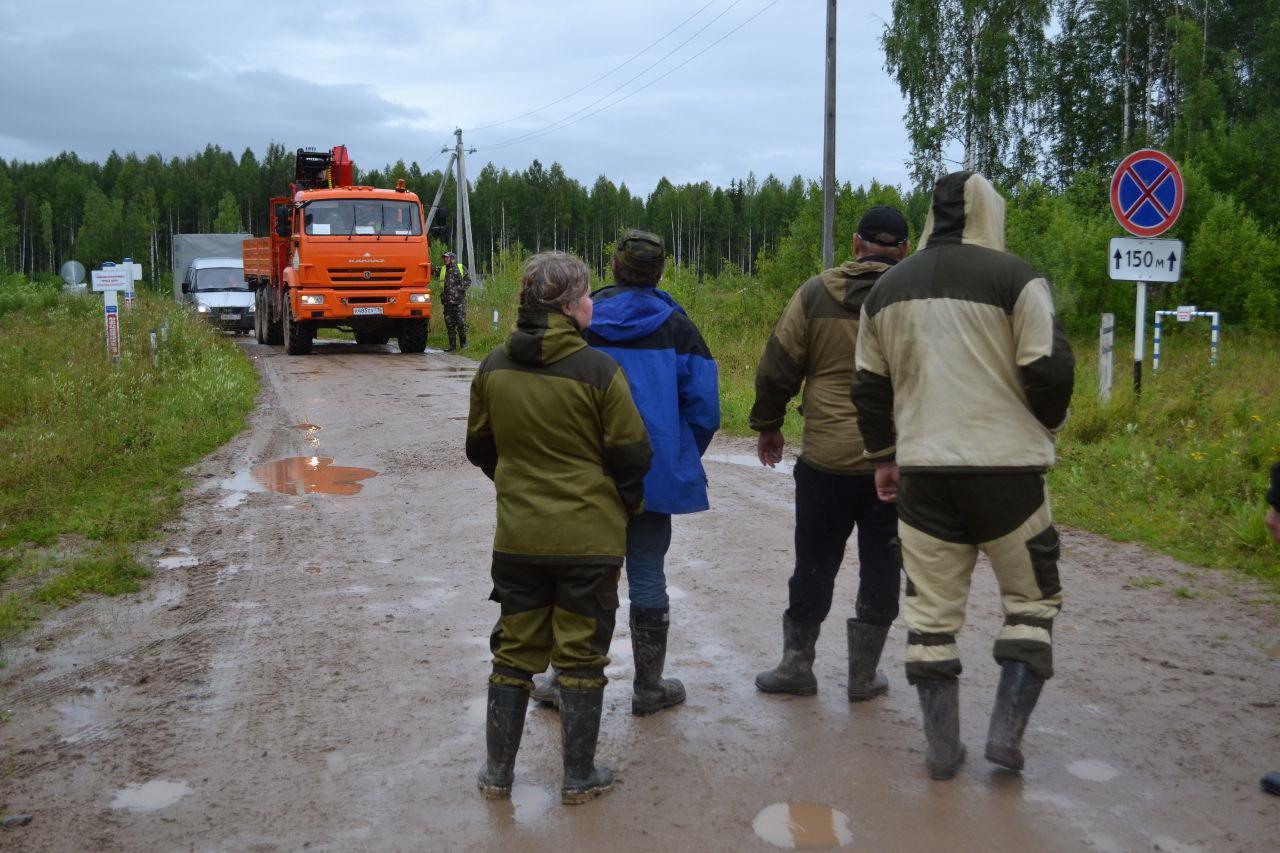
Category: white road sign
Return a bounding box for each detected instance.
[91,267,130,291]
[1109,237,1184,282]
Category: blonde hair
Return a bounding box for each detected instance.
[519,252,591,309]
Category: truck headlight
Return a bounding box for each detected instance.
[410,293,431,303]
[300,294,324,305]
[247,303,256,312]
[197,304,210,313]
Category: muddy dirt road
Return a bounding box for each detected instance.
[3,339,1278,851]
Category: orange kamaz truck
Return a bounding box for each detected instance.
[244,146,433,354]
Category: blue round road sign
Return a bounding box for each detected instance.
[1110,149,1184,237]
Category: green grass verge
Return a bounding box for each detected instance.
[461,255,1278,584]
[0,275,259,639]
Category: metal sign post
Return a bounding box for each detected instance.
[104,291,121,365]
[1099,313,1115,403]
[1109,149,1186,397]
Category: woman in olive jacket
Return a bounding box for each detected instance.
[466,251,652,805]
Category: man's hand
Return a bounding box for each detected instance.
[757,430,784,468]
[1267,506,1280,543]
[874,461,900,503]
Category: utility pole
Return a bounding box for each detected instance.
[424,129,481,290]
[821,0,837,270]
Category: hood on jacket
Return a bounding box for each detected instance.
[505,308,586,367]
[918,170,1006,252]
[820,258,895,314]
[586,285,684,342]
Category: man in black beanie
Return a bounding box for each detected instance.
[751,205,910,700]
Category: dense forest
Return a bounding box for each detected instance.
[0,0,1276,331]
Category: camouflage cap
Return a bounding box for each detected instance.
[613,229,665,283]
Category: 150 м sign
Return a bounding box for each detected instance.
[1108,237,1183,282]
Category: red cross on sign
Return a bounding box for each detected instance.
[1110,149,1184,237]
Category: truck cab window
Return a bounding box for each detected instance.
[304,200,421,236]
[194,268,250,291]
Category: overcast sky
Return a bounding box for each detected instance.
[0,0,912,195]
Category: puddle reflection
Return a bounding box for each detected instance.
[753,802,853,849]
[252,457,378,496]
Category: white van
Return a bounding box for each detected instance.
[181,257,254,333]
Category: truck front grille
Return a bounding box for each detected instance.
[328,267,407,283]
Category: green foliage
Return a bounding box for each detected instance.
[1051,330,1280,582]
[212,190,243,233]
[1180,193,1280,330]
[0,279,257,638]
[756,181,918,292]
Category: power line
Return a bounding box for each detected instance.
[476,0,749,152]
[464,0,719,134]
[480,0,781,154]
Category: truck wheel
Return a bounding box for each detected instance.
[254,289,268,343]
[397,319,429,354]
[284,302,313,355]
[267,293,284,345]
[355,331,390,346]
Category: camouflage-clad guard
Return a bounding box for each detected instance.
[467,251,652,805]
[852,171,1075,780]
[440,250,471,351]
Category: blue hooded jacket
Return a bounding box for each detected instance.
[584,286,720,514]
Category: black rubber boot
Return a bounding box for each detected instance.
[1261,772,1280,796]
[531,670,561,710]
[444,329,457,352]
[846,619,890,701]
[459,329,468,350]
[916,679,966,780]
[559,686,614,804]
[476,683,530,799]
[755,614,820,695]
[984,661,1046,772]
[630,607,686,716]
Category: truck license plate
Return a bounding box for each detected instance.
[222,312,241,320]
[353,306,383,315]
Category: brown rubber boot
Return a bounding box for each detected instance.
[984,661,1045,772]
[916,679,966,780]
[755,614,820,695]
[559,686,614,804]
[846,619,890,701]
[476,683,530,799]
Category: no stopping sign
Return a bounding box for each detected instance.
[1110,149,1184,237]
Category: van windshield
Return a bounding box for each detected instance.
[194,267,249,291]
[303,200,422,236]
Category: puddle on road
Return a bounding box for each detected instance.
[110,779,193,812]
[509,784,554,824]
[705,453,794,474]
[293,423,323,432]
[1067,759,1120,782]
[753,802,853,849]
[218,492,247,510]
[252,457,378,496]
[157,554,199,570]
[666,584,688,600]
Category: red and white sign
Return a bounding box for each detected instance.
[105,303,121,358]
[1110,149,1185,237]
[91,267,130,291]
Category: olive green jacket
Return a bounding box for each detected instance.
[466,308,652,565]
[749,259,894,474]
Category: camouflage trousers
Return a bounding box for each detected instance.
[897,472,1063,685]
[443,301,467,334]
[487,557,620,692]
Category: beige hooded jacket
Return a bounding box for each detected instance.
[851,171,1075,472]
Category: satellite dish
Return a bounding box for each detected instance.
[59,260,86,285]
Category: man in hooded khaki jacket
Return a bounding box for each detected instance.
[751,206,909,701]
[852,171,1075,780]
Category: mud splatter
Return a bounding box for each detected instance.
[110,780,193,812]
[752,802,853,849]
[252,457,378,496]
